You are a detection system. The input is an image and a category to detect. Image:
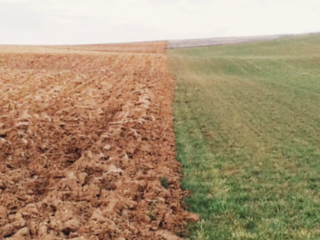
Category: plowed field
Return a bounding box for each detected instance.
[0,43,197,239]
[50,42,167,54]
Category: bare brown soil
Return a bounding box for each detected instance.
[0,43,198,239]
[50,42,167,54]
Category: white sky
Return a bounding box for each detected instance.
[0,0,319,45]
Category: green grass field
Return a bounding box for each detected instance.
[168,35,320,240]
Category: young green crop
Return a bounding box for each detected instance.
[168,34,320,240]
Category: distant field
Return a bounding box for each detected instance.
[49,41,167,54]
[167,35,285,49]
[168,35,320,239]
[167,33,319,49]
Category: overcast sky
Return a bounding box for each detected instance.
[0,0,319,45]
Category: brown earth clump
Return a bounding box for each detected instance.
[0,43,198,240]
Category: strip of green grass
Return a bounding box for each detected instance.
[168,35,320,240]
